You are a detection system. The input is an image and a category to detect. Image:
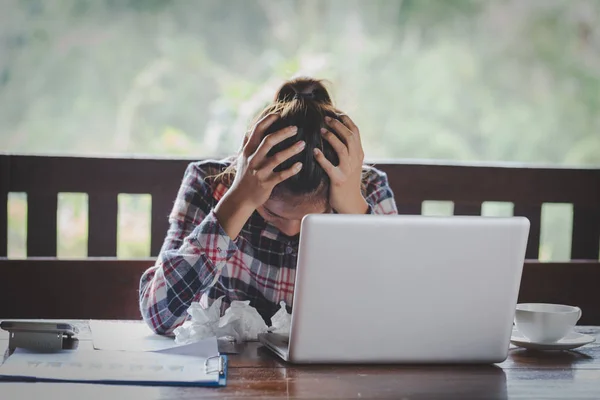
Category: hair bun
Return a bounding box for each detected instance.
[275,77,332,105]
[293,91,315,100]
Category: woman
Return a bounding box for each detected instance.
[140,77,398,334]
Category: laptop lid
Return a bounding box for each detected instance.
[288,214,529,363]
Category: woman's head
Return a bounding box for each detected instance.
[261,78,342,198]
[251,77,344,236]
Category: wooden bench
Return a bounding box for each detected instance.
[1,155,599,322]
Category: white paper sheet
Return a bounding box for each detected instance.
[154,337,219,358]
[89,320,180,352]
[0,348,221,385]
[89,320,219,358]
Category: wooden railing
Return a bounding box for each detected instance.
[1,154,599,322]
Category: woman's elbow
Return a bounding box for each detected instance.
[139,301,177,335]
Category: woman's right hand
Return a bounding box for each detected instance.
[232,113,305,209]
[215,113,304,239]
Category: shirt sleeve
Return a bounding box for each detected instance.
[362,167,399,215]
[139,162,238,334]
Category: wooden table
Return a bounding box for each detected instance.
[1,321,599,399]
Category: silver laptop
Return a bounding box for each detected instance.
[259,214,529,364]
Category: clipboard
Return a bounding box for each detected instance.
[0,349,228,388]
[203,355,228,387]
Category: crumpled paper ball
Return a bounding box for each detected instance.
[269,301,291,336]
[174,297,291,344]
[218,300,267,341]
[174,297,242,344]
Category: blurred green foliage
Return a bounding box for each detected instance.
[2,0,598,259]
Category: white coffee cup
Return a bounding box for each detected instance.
[514,303,582,343]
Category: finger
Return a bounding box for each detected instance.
[245,113,280,155]
[320,127,348,158]
[269,162,303,184]
[325,116,354,144]
[240,130,250,151]
[337,113,360,137]
[332,114,364,158]
[251,125,298,164]
[261,139,306,172]
[313,148,341,181]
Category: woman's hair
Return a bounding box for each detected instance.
[218,77,344,202]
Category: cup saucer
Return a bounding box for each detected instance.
[510,327,596,351]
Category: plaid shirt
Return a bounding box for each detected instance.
[139,158,398,334]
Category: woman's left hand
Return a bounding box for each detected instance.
[314,114,369,214]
